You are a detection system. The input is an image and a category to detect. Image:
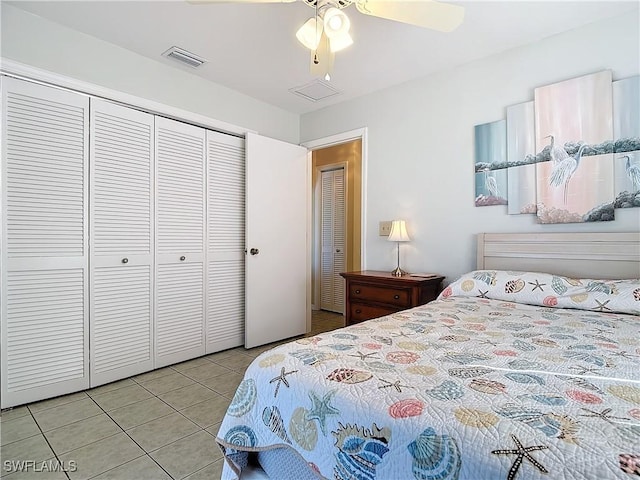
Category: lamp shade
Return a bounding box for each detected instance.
[329,32,353,52]
[296,17,322,50]
[323,7,350,39]
[388,220,410,242]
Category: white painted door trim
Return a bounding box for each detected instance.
[302,128,368,271]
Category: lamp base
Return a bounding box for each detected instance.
[391,266,408,277]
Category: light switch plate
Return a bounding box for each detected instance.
[379,221,392,236]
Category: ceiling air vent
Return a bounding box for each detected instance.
[289,79,341,102]
[162,46,207,68]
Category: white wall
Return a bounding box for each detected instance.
[0,4,299,144]
[301,13,640,284]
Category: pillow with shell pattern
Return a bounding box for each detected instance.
[438,270,640,316]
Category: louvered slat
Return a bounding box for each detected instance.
[206,132,245,352]
[156,263,204,358]
[5,90,86,257]
[156,121,205,254]
[93,266,151,373]
[92,106,152,255]
[6,269,85,391]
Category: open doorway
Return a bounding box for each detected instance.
[311,139,362,315]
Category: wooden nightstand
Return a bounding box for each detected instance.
[340,271,445,326]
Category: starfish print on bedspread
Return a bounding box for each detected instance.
[579,407,630,424]
[478,290,489,298]
[378,378,412,393]
[269,367,297,398]
[528,280,546,292]
[568,364,603,376]
[594,299,611,312]
[307,390,340,435]
[492,434,548,480]
[348,351,379,361]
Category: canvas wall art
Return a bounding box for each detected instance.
[475,120,508,207]
[534,70,614,224]
[613,75,640,208]
[506,102,536,215]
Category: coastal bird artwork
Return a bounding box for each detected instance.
[544,134,570,166]
[484,170,500,197]
[549,143,587,204]
[619,155,640,192]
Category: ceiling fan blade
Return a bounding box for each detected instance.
[355,0,464,32]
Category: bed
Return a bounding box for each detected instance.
[216,232,640,479]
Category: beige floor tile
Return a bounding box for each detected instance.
[204,422,222,438]
[126,412,199,452]
[149,430,222,480]
[210,354,254,373]
[0,415,41,446]
[204,350,237,362]
[170,357,211,373]
[158,384,218,411]
[108,397,175,431]
[27,392,89,414]
[181,363,232,383]
[242,344,276,358]
[59,432,144,480]
[91,455,171,480]
[137,372,195,395]
[179,396,230,429]
[87,378,136,396]
[1,435,54,477]
[0,407,30,423]
[132,367,175,384]
[32,398,102,432]
[89,384,153,412]
[183,458,225,480]
[44,414,121,455]
[199,372,244,397]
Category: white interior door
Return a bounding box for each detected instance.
[90,99,154,387]
[320,168,345,313]
[206,131,245,353]
[1,77,89,408]
[155,117,206,367]
[245,133,309,348]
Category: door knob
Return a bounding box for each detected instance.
[250,248,259,255]
[122,258,129,264]
[336,249,341,253]
[180,256,186,261]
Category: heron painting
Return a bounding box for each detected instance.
[506,102,537,214]
[534,70,615,223]
[474,119,508,207]
[612,76,640,208]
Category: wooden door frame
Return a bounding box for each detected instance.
[302,127,367,311]
[314,162,348,313]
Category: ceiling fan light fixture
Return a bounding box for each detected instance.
[329,31,353,52]
[323,7,350,38]
[296,17,323,50]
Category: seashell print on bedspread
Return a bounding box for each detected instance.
[216,293,640,480]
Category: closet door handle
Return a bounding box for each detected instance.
[180,256,186,261]
[250,248,259,255]
[122,258,129,264]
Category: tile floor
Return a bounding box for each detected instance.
[0,310,344,480]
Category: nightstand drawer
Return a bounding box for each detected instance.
[350,303,398,323]
[350,283,410,307]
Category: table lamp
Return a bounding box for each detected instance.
[388,220,410,276]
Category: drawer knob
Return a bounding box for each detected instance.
[122,258,129,264]
[355,309,362,314]
[355,289,361,294]
[394,294,400,299]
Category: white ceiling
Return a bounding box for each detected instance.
[9,0,639,114]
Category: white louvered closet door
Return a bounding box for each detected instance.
[320,168,345,313]
[1,77,89,408]
[206,131,245,353]
[155,117,206,367]
[90,99,154,386]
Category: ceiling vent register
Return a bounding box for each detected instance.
[162,46,207,68]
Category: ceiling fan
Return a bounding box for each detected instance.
[190,0,464,79]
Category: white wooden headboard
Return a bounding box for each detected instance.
[477,232,640,279]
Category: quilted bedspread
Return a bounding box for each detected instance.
[217,273,640,480]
